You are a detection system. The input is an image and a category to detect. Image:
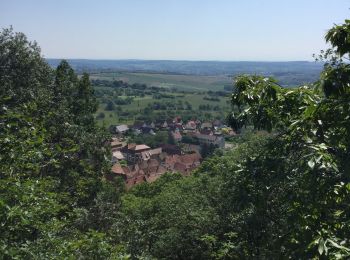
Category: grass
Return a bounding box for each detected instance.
[95,93,231,126]
[92,71,233,126]
[90,71,232,91]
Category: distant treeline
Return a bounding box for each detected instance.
[92,79,161,91]
[92,79,231,97]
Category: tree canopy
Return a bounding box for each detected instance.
[0,28,127,258]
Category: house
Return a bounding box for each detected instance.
[115,124,129,135]
[108,163,130,181]
[173,116,183,125]
[213,120,223,128]
[182,144,201,154]
[121,143,151,163]
[111,163,127,178]
[109,141,203,188]
[201,122,213,129]
[132,121,144,130]
[174,162,187,174]
[171,130,182,143]
[141,148,162,161]
[174,123,183,130]
[155,120,165,129]
[110,138,125,151]
[174,116,181,122]
[126,175,145,189]
[200,129,213,135]
[185,120,197,131]
[160,144,182,155]
[164,152,202,176]
[166,119,176,130]
[161,121,168,129]
[110,158,168,190]
[140,126,155,135]
[112,150,125,163]
[194,133,225,148]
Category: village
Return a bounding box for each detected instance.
[107,117,236,189]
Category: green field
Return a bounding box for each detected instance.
[90,71,232,91]
[91,71,232,126]
[95,92,230,126]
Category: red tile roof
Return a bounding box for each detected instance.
[145,174,159,183]
[172,131,182,140]
[174,162,186,173]
[180,153,202,165]
[127,143,137,149]
[126,175,145,189]
[185,121,197,129]
[111,164,126,175]
[111,142,202,189]
[164,152,201,174]
[122,166,131,175]
[139,160,148,169]
[112,151,125,160]
[157,165,167,175]
[148,159,160,167]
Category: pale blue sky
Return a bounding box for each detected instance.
[1,0,349,60]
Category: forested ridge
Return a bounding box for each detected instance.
[1,18,350,259]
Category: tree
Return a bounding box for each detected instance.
[73,73,98,127]
[0,27,52,111]
[105,100,115,111]
[97,112,105,119]
[222,18,350,258]
[0,28,124,258]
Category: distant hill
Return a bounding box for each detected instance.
[46,59,323,86]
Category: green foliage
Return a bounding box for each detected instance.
[116,173,221,259]
[128,131,171,148]
[2,17,350,260]
[228,75,316,131]
[223,18,350,258]
[181,135,200,145]
[0,28,124,258]
[325,19,350,57]
[106,100,116,111]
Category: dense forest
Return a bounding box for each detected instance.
[1,18,350,259]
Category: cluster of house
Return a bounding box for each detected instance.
[108,117,236,189]
[107,140,202,189]
[115,117,235,148]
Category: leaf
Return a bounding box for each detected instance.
[318,238,325,255]
[306,137,313,144]
[308,160,315,169]
[328,239,350,252]
[334,210,344,217]
[346,183,350,191]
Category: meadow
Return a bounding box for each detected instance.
[89,71,232,91]
[91,72,232,126]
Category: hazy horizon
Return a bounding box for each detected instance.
[1,0,349,61]
[46,58,318,62]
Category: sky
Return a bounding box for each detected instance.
[1,0,349,61]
